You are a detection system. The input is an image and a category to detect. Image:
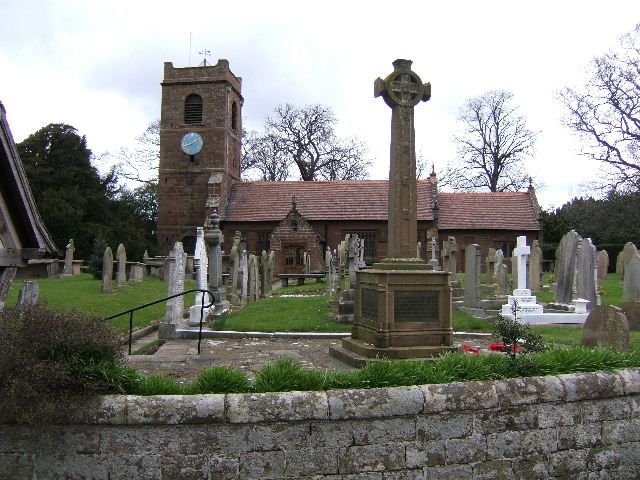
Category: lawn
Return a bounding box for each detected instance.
[213,295,352,333]
[6,274,196,332]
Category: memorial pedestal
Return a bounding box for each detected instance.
[332,263,459,366]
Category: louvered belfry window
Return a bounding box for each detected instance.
[184,94,203,124]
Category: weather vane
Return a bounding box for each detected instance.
[198,49,211,67]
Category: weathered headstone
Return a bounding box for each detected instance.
[554,230,581,304]
[116,243,127,286]
[101,247,113,293]
[0,267,17,311]
[496,263,508,295]
[348,234,359,284]
[17,280,39,306]
[529,240,543,292]
[576,237,597,310]
[188,227,211,325]
[581,305,629,352]
[129,264,144,282]
[325,247,335,295]
[464,244,481,308]
[441,236,458,274]
[248,254,260,303]
[624,254,640,301]
[164,242,186,330]
[494,249,504,277]
[616,242,638,275]
[261,250,272,298]
[62,239,75,276]
[228,231,241,305]
[485,248,496,284]
[597,250,609,282]
[239,250,248,305]
[268,250,276,292]
[618,302,640,331]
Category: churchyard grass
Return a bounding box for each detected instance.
[212,295,352,332]
[5,274,196,332]
[273,279,327,294]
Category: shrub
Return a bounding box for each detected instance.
[0,304,131,415]
[87,234,109,279]
[492,302,545,363]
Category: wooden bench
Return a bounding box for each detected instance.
[277,273,326,287]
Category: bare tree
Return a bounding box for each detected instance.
[108,119,160,185]
[241,130,292,181]
[254,103,371,181]
[559,24,640,194]
[441,90,536,192]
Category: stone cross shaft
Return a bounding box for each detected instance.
[513,236,530,291]
[375,59,431,259]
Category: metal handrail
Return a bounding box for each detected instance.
[106,289,215,355]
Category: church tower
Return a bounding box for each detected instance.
[157,59,242,254]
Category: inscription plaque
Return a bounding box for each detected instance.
[361,289,378,322]
[394,291,439,323]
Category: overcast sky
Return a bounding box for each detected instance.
[1,0,639,209]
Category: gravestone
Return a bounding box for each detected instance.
[624,254,640,301]
[348,234,359,284]
[239,250,248,305]
[441,236,458,274]
[205,212,229,316]
[303,251,311,274]
[261,250,272,298]
[416,241,422,259]
[101,247,113,293]
[496,263,508,295]
[554,230,581,304]
[485,248,496,284]
[597,250,609,281]
[494,249,504,277]
[529,240,543,292]
[357,238,367,269]
[325,247,335,295]
[248,255,256,302]
[62,239,75,276]
[500,236,544,319]
[160,242,186,339]
[17,280,39,306]
[0,267,17,311]
[464,244,481,308]
[576,237,597,310]
[116,243,127,286]
[268,250,276,291]
[427,236,440,271]
[228,232,241,305]
[188,227,211,325]
[129,264,144,282]
[616,242,638,275]
[618,302,640,331]
[581,305,629,352]
[336,59,457,364]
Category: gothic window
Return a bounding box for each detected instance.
[285,246,304,267]
[231,101,238,131]
[184,94,203,124]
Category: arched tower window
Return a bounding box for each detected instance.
[231,101,238,131]
[184,94,203,124]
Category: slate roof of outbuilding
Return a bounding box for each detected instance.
[223,180,436,222]
[223,180,540,231]
[437,192,540,230]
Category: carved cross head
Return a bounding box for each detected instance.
[374,59,431,108]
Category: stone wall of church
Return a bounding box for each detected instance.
[2,369,639,478]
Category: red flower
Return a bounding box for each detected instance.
[463,344,480,354]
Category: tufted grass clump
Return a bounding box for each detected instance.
[129,375,186,395]
[189,366,251,394]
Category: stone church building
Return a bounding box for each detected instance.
[157,60,542,274]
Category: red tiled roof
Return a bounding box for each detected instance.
[223,181,540,231]
[437,192,540,230]
[223,180,436,222]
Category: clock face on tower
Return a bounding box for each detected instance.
[181,132,203,156]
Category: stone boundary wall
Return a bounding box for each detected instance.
[2,369,640,479]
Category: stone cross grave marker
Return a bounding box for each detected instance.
[101,247,113,293]
[374,59,431,260]
[427,236,440,270]
[116,243,127,286]
[513,236,530,292]
[494,249,504,277]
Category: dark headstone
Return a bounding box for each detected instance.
[618,302,640,331]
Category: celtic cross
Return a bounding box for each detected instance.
[374,59,431,260]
